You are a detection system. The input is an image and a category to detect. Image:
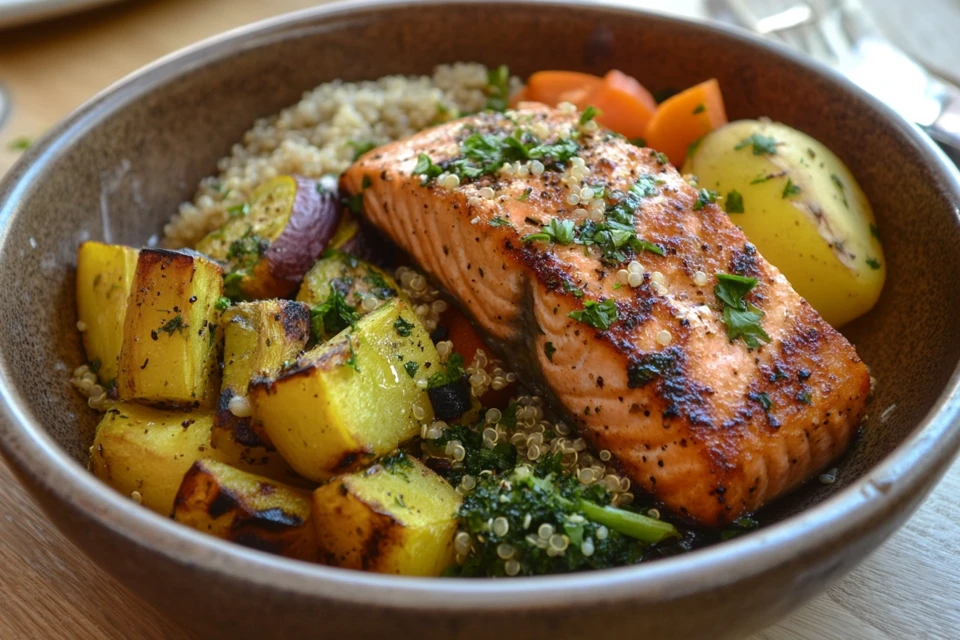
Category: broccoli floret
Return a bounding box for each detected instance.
[450,467,679,577]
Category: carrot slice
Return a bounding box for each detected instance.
[644,78,728,167]
[603,70,657,114]
[525,71,604,108]
[438,307,513,407]
[588,82,656,140]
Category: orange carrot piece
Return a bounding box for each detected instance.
[525,71,604,108]
[587,84,656,140]
[439,308,513,407]
[603,70,657,114]
[644,78,728,167]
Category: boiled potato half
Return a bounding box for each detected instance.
[684,119,885,327]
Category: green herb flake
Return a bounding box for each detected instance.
[866,257,882,270]
[724,189,745,214]
[782,178,802,199]
[797,390,812,405]
[544,341,556,362]
[89,359,101,375]
[693,188,719,210]
[344,335,360,372]
[7,136,32,151]
[427,353,466,390]
[489,216,514,227]
[484,64,511,112]
[226,202,249,219]
[630,137,647,148]
[158,315,186,336]
[734,133,778,156]
[524,217,576,246]
[870,223,881,240]
[310,289,360,342]
[654,151,669,165]
[215,297,231,312]
[692,103,706,115]
[714,272,771,349]
[348,140,377,160]
[568,298,618,330]
[403,361,420,378]
[412,153,444,184]
[517,187,533,202]
[393,316,415,337]
[830,173,849,209]
[751,391,773,411]
[686,137,703,158]
[578,105,599,126]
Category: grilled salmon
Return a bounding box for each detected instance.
[342,104,870,527]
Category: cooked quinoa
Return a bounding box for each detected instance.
[163,63,493,248]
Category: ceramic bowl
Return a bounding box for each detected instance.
[1,2,959,638]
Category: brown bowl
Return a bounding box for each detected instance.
[1,2,959,638]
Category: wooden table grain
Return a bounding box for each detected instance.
[1,1,958,638]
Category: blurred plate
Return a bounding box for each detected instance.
[0,0,126,28]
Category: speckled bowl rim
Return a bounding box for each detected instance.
[1,0,960,612]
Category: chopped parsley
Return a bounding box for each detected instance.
[751,391,773,411]
[348,140,376,160]
[572,176,664,266]
[544,341,556,362]
[578,105,599,126]
[714,272,771,349]
[686,137,703,158]
[226,202,249,219]
[782,178,802,199]
[654,151,669,165]
[630,137,647,148]
[568,298,618,330]
[310,289,360,342]
[692,103,706,114]
[830,173,849,208]
[725,189,745,214]
[403,361,419,378]
[393,316,415,337]
[490,216,514,227]
[866,257,881,270]
[157,315,186,337]
[517,187,532,202]
[720,516,759,541]
[870,223,881,239]
[523,218,575,245]
[222,271,246,301]
[627,351,675,388]
[215,297,231,312]
[692,188,719,210]
[226,230,268,268]
[427,353,466,389]
[484,64,511,112]
[362,268,397,299]
[413,153,444,184]
[7,136,32,151]
[734,133,778,155]
[344,334,360,371]
[797,390,812,405]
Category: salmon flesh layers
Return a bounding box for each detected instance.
[343,105,869,526]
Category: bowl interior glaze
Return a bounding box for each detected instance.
[1,2,959,639]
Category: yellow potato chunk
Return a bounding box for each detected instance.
[90,404,220,515]
[75,241,139,383]
[684,119,885,327]
[312,454,461,576]
[173,459,317,561]
[117,249,223,408]
[249,299,438,482]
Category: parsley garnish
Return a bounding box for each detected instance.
[630,137,647,147]
[226,230,268,267]
[413,153,444,184]
[544,341,556,362]
[751,391,773,411]
[226,202,249,219]
[403,361,419,378]
[523,218,575,245]
[393,316,415,337]
[562,280,585,299]
[578,105,599,126]
[572,176,663,266]
[830,174,849,209]
[310,289,360,341]
[489,216,514,227]
[869,223,881,239]
[568,298,618,330]
[734,133,778,155]
[866,257,881,270]
[344,334,360,371]
[686,137,703,158]
[158,315,185,336]
[725,189,745,214]
[348,140,376,160]
[427,353,466,389]
[215,297,231,312]
[797,390,812,405]
[692,103,706,114]
[654,151,668,165]
[484,65,511,112]
[517,187,532,202]
[7,136,32,151]
[782,178,801,199]
[627,351,675,388]
[693,188,719,210]
[714,273,771,349]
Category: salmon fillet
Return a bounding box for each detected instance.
[342,104,870,527]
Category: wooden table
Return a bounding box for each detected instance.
[1,1,958,638]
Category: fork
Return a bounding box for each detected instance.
[706,0,960,163]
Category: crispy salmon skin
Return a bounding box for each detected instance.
[343,104,870,527]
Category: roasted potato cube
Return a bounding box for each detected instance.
[249,299,438,482]
[173,459,317,561]
[75,241,139,384]
[89,404,220,515]
[117,249,222,409]
[196,175,341,300]
[312,453,461,576]
[214,299,310,447]
[296,251,400,341]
